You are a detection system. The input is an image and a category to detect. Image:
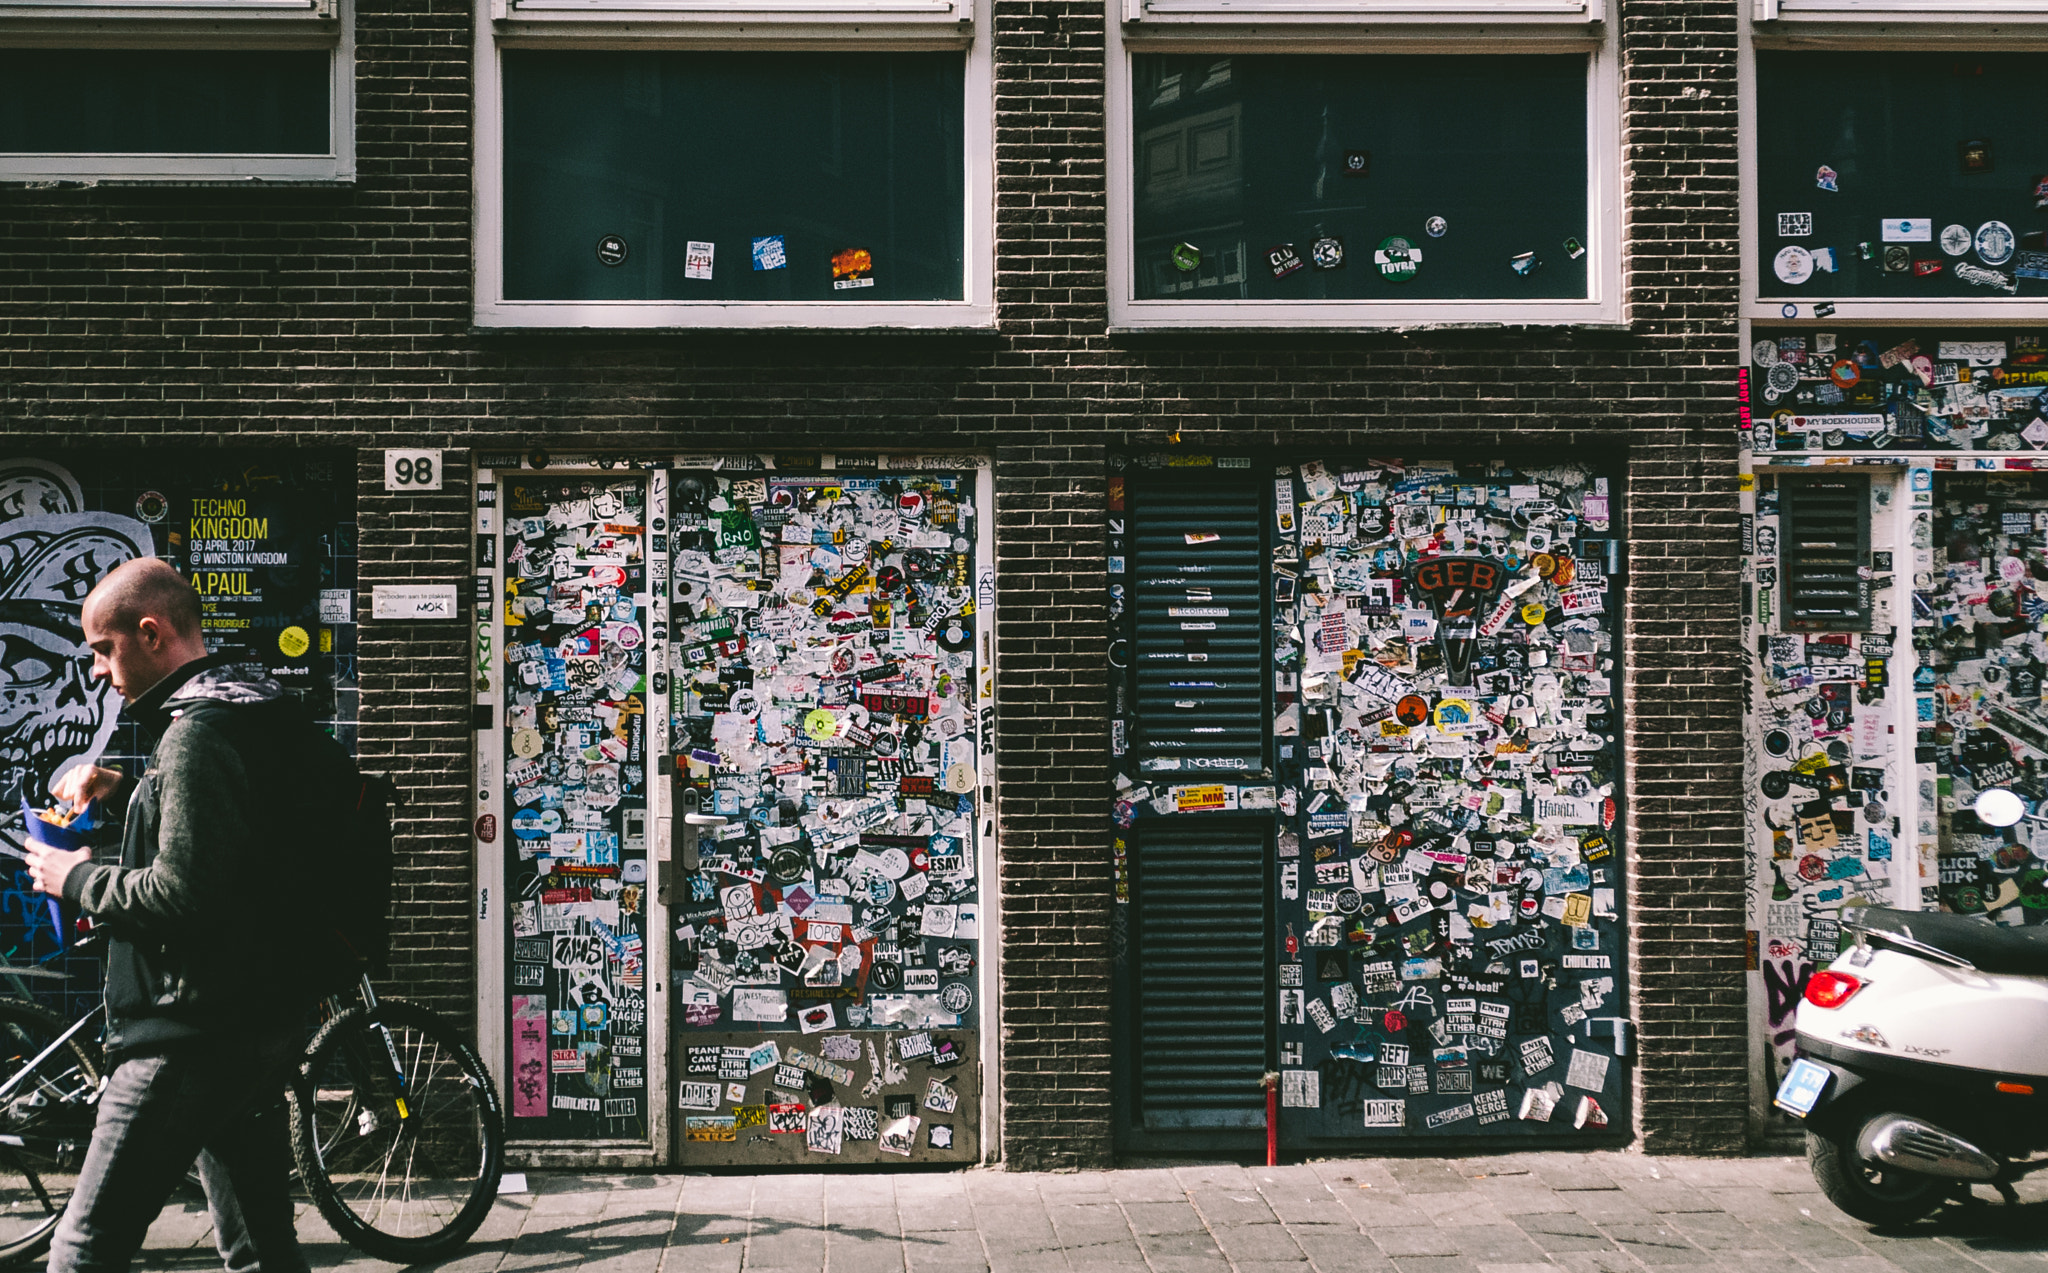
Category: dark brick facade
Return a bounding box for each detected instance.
[0,0,1746,1166]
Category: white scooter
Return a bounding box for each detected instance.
[1777,787,2048,1224]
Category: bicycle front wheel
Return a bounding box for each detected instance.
[287,998,504,1264]
[0,1000,103,1268]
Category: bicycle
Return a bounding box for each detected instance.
[0,938,505,1267]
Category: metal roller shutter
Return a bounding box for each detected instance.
[1133,826,1271,1128]
[1129,475,1268,776]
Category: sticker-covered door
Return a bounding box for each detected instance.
[666,469,989,1165]
[501,477,653,1140]
[1277,461,1626,1140]
[1920,473,2048,923]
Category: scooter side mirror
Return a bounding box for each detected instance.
[1975,787,2029,828]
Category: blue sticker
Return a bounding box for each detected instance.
[753,235,788,271]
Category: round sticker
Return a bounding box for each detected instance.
[1383,1009,1407,1033]
[1310,237,1345,269]
[134,491,169,524]
[1172,242,1201,272]
[277,625,310,658]
[596,235,629,267]
[865,875,898,907]
[1433,699,1475,728]
[1521,603,1547,626]
[937,616,973,652]
[1761,771,1791,800]
[804,709,840,742]
[1375,236,1421,283]
[2003,555,2028,581]
[1773,245,1813,285]
[946,763,976,794]
[1394,695,1430,727]
[1424,216,1448,238]
[1977,220,2017,266]
[939,983,973,1013]
[613,623,643,650]
[1752,339,1779,366]
[859,848,905,880]
[1829,358,1862,390]
[511,728,544,759]
[1941,223,1973,256]
[1335,887,1362,914]
[1764,729,1792,757]
[869,960,902,990]
[1533,553,1557,579]
[1766,363,1800,394]
[769,847,808,884]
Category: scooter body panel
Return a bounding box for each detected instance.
[1795,946,2048,1080]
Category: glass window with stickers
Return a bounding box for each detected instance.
[1107,0,1621,330]
[666,467,989,1165]
[1745,49,2048,320]
[473,0,993,329]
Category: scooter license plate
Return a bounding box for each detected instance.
[1774,1058,1831,1118]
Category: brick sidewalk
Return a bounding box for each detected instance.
[131,1153,2048,1272]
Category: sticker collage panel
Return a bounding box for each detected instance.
[1741,472,1903,1107]
[502,478,652,1139]
[1923,474,2048,924]
[1113,457,1630,1142]
[667,471,985,1164]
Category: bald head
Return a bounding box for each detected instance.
[81,559,210,703]
[85,558,202,641]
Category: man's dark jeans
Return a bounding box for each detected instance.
[47,1024,310,1273]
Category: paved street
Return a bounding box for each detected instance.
[134,1153,2048,1272]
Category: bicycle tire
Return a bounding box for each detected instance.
[287,998,503,1264]
[0,1000,104,1269]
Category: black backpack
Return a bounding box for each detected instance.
[296,725,398,988]
[177,696,398,991]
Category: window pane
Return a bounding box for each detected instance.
[502,51,966,303]
[1131,54,1590,303]
[1756,52,2048,301]
[0,51,329,155]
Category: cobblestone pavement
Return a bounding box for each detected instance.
[131,1153,2048,1272]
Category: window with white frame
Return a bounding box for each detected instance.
[1743,0,2048,319]
[1109,0,1620,329]
[0,0,353,182]
[474,0,992,328]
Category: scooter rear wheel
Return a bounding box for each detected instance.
[1808,1126,1946,1226]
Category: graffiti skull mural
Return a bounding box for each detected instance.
[0,461,153,850]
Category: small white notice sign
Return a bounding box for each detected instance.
[371,584,458,620]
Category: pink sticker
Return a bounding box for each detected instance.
[511,995,548,1119]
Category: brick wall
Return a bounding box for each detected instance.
[0,0,1748,1164]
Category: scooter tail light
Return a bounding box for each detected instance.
[1804,971,1864,1009]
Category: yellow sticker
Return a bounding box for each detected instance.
[1738,473,1756,491]
[1562,893,1593,927]
[1176,784,1228,812]
[804,709,839,742]
[1521,603,1547,626]
[318,627,333,654]
[278,626,310,658]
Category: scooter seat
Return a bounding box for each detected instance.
[1848,906,2048,976]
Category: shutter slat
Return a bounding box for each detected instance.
[1134,828,1269,1130]
[1781,475,1871,631]
[1130,472,1267,776]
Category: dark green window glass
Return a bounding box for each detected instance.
[1132,54,1590,302]
[1756,52,2048,300]
[502,51,966,302]
[0,50,329,155]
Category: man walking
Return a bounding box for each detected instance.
[25,557,315,1273]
